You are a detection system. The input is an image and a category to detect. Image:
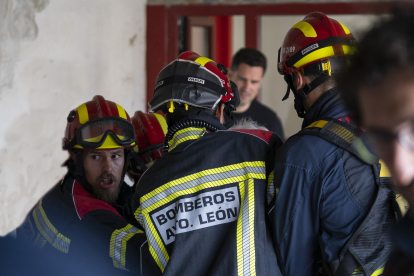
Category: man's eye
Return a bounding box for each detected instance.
[92,155,99,160]
[112,154,120,159]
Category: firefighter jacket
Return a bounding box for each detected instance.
[132,125,283,275]
[269,88,396,276]
[16,171,159,275]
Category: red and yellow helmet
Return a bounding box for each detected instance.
[62,95,136,150]
[149,51,240,113]
[278,12,357,76]
[131,111,167,167]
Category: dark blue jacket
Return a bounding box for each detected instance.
[269,88,378,276]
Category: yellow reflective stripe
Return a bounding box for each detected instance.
[371,267,384,276]
[116,103,127,119]
[77,103,89,124]
[327,123,356,143]
[294,46,335,69]
[396,194,409,217]
[248,179,256,275]
[291,21,317,37]
[379,160,391,177]
[110,224,143,270]
[338,21,351,34]
[32,200,71,253]
[306,120,329,129]
[154,113,168,135]
[342,45,357,55]
[33,233,47,249]
[237,180,246,275]
[237,179,256,275]
[194,57,213,66]
[168,127,205,152]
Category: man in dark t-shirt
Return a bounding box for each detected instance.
[229,48,285,140]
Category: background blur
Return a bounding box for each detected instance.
[0,0,400,235]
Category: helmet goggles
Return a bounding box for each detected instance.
[64,116,136,150]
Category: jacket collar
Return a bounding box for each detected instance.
[302,87,348,129]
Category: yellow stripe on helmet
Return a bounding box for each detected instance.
[77,104,89,124]
[154,113,168,135]
[338,21,351,35]
[116,103,127,119]
[293,46,335,69]
[194,57,213,66]
[342,45,356,55]
[291,21,317,38]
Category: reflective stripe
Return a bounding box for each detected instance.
[116,103,127,119]
[379,160,391,177]
[294,46,335,69]
[32,199,71,253]
[291,21,317,37]
[77,103,89,124]
[306,120,329,129]
[33,232,47,249]
[327,123,356,143]
[237,179,256,275]
[266,171,275,204]
[342,45,356,55]
[194,57,213,66]
[110,224,143,270]
[168,127,205,152]
[351,266,384,275]
[338,21,351,34]
[154,113,168,135]
[138,161,266,272]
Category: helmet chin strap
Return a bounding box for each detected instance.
[282,73,331,118]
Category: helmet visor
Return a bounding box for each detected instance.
[76,117,136,149]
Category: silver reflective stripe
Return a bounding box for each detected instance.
[141,166,265,209]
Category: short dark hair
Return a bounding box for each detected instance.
[231,48,267,75]
[337,11,414,124]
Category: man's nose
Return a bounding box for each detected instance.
[389,141,414,187]
[102,156,114,172]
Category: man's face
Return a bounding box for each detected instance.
[82,148,125,204]
[360,74,414,207]
[229,63,264,108]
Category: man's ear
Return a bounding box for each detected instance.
[227,68,233,80]
[69,150,77,164]
[293,70,306,90]
[215,103,226,124]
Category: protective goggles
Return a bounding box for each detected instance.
[65,117,137,150]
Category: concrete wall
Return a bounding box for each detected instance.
[0,0,147,235]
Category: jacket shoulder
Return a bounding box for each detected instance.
[72,180,121,219]
[226,129,279,144]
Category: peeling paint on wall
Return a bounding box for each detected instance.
[0,0,147,236]
[0,0,49,94]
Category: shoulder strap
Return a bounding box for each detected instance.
[299,118,398,276]
[297,118,375,165]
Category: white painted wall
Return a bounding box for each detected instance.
[0,0,147,235]
[260,14,387,138]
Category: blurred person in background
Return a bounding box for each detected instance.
[229,48,285,139]
[269,12,398,276]
[132,52,283,275]
[338,11,414,276]
[13,95,159,275]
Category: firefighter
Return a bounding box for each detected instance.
[16,96,160,275]
[131,52,283,275]
[128,110,167,185]
[337,11,414,276]
[269,12,397,276]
